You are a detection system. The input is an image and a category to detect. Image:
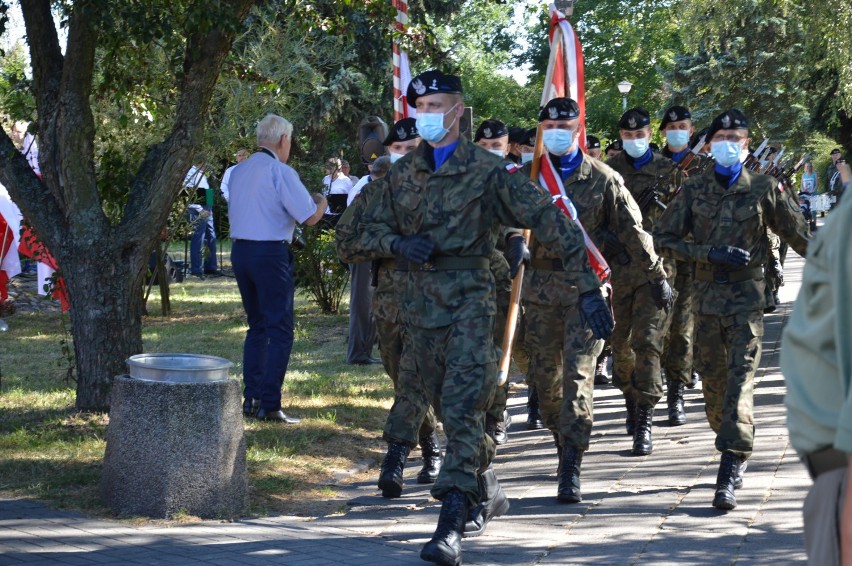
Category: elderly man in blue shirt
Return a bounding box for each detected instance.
[229,114,326,423]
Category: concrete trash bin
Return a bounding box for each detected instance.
[101,354,247,519]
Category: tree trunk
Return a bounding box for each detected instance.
[66,245,147,412]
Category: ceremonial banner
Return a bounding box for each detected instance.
[0,185,22,303]
[542,2,587,151]
[392,0,417,120]
[18,224,70,312]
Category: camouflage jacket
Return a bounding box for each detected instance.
[521,153,665,306]
[654,167,810,315]
[354,135,600,328]
[607,150,681,287]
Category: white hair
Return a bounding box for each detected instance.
[256,114,293,146]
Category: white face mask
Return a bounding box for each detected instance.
[521,152,534,164]
[711,141,744,167]
[665,130,690,150]
[389,152,405,163]
[622,137,649,158]
[415,104,458,143]
[487,148,506,158]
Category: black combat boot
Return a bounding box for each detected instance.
[486,412,508,445]
[527,386,544,430]
[735,459,748,489]
[557,444,584,503]
[632,405,654,456]
[666,380,687,426]
[623,391,637,436]
[594,353,611,385]
[377,441,410,498]
[713,452,743,510]
[417,433,443,484]
[464,467,510,538]
[687,370,700,389]
[553,432,563,476]
[421,489,468,566]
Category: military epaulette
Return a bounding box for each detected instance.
[505,163,522,174]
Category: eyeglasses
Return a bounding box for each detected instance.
[711,134,747,143]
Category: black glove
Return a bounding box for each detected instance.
[504,235,530,279]
[578,290,614,340]
[650,277,674,311]
[707,246,750,268]
[390,235,435,264]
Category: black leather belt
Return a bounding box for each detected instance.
[803,447,848,480]
[694,265,763,284]
[530,258,565,271]
[399,256,490,272]
[232,239,288,245]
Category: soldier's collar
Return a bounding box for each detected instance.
[414,135,471,175]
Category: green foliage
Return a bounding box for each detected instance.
[0,42,34,121]
[294,225,349,314]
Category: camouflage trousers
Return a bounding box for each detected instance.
[404,316,498,506]
[662,261,695,385]
[524,301,603,450]
[378,316,438,445]
[611,282,674,408]
[694,310,763,460]
[486,284,511,423]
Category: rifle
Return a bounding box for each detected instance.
[743,138,769,171]
[677,134,706,176]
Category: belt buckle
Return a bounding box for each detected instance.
[713,271,730,284]
[421,261,436,272]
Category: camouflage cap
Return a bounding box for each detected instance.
[474,119,508,142]
[407,70,463,107]
[383,117,420,145]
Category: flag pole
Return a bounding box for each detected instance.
[392,0,409,121]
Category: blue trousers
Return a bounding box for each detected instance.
[232,240,295,411]
[189,206,217,274]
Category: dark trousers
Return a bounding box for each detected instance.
[232,240,294,411]
[189,205,217,274]
[346,261,377,363]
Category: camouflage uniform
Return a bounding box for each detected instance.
[606,151,680,408]
[522,154,665,449]
[336,183,439,447]
[486,243,512,429]
[354,135,601,505]
[654,167,809,458]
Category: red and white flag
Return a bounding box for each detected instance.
[392,0,417,121]
[0,185,22,303]
[541,2,587,151]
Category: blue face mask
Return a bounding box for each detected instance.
[542,129,574,155]
[711,141,743,167]
[416,104,458,143]
[622,137,649,158]
[521,152,534,164]
[665,130,690,149]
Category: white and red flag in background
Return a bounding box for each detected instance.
[541,2,587,152]
[0,185,22,303]
[392,0,416,120]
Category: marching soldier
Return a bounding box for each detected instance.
[654,108,809,510]
[522,98,668,503]
[606,107,678,456]
[658,105,702,425]
[336,118,444,497]
[352,71,613,565]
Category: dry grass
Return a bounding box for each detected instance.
[0,267,393,521]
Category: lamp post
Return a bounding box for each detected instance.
[617,80,633,113]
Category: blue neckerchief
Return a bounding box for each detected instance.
[714,161,743,188]
[628,149,653,170]
[558,147,583,181]
[670,147,689,164]
[434,140,460,170]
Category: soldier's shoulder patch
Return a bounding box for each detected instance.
[505,163,521,174]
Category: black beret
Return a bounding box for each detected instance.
[831,148,842,155]
[383,118,420,145]
[406,70,463,107]
[649,142,660,152]
[605,139,623,153]
[706,108,748,141]
[522,127,537,147]
[586,135,601,149]
[538,97,580,122]
[659,105,692,130]
[508,126,527,144]
[474,119,508,142]
[618,107,651,130]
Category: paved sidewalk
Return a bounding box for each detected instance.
[0,252,810,565]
